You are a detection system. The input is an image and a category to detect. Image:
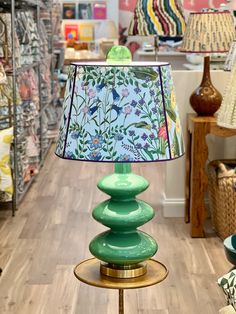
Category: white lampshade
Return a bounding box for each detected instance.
[96,20,118,40]
[224,40,236,71]
[217,63,236,129]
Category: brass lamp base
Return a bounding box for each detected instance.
[100,262,147,279]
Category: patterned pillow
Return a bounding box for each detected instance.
[0,127,13,201]
[218,270,236,310]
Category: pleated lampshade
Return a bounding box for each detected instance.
[128,0,186,37]
[180,10,235,116]
[224,40,236,71]
[55,62,184,162]
[181,11,235,53]
[217,63,236,129]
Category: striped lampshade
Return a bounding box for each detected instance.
[128,0,186,37]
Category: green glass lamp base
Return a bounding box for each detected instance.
[89,163,158,278]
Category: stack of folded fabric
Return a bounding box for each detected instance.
[45,104,59,131]
[15,105,28,193]
[40,60,52,106]
[0,13,21,70]
[39,2,63,143]
[40,110,50,153]
[17,69,40,183]
[15,11,40,65]
[0,75,22,131]
[38,19,52,105]
[0,11,42,69]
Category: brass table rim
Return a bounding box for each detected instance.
[74,257,168,290]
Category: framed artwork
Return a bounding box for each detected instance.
[78,3,92,19]
[92,2,107,20]
[79,23,94,41]
[62,3,76,19]
[64,24,79,40]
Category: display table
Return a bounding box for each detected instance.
[135,50,186,70]
[185,114,236,237]
[64,48,105,65]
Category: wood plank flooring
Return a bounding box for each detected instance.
[0,145,231,314]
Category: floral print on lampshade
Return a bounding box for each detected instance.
[55,63,184,162]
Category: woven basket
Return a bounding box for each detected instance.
[207,160,236,240]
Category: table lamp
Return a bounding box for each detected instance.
[180,10,235,116]
[128,0,186,60]
[55,46,184,312]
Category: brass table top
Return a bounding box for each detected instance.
[74,258,168,290]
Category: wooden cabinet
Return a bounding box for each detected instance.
[185,114,236,237]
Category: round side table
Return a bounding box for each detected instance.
[74,258,168,314]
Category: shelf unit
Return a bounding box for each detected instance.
[61,0,119,42]
[0,0,62,215]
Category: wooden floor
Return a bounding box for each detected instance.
[0,145,231,314]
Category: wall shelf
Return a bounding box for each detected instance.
[61,0,119,42]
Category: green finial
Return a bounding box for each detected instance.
[106,45,132,64]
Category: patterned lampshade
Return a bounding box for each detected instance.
[224,40,236,71]
[181,11,235,53]
[55,62,184,162]
[128,0,186,37]
[217,63,236,129]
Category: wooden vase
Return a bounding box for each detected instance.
[190,56,222,116]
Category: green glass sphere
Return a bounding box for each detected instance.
[106,45,132,64]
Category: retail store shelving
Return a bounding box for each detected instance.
[0,0,62,215]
